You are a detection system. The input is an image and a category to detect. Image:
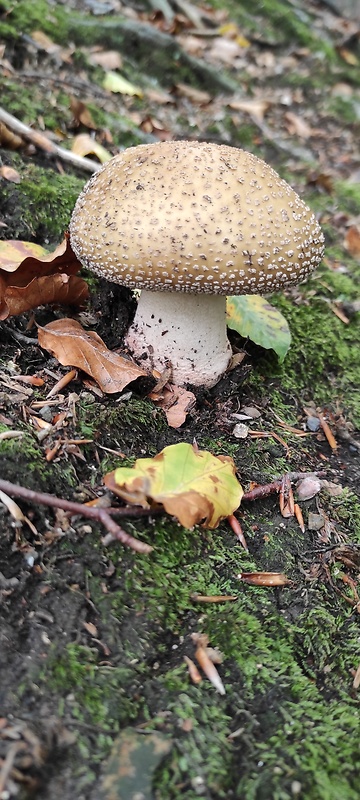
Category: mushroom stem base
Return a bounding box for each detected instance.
[125,291,232,388]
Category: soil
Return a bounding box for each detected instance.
[0,1,360,799]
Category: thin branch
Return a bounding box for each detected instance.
[0,108,99,174]
[0,479,152,553]
[241,471,326,503]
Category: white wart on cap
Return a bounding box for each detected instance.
[69,141,324,387]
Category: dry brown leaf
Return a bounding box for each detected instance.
[284,111,312,139]
[88,48,123,71]
[228,97,270,122]
[0,236,88,319]
[296,476,322,501]
[71,133,111,163]
[190,593,238,603]
[149,384,196,427]
[3,274,88,318]
[70,98,97,130]
[344,226,360,260]
[83,621,98,637]
[0,165,21,183]
[352,663,360,689]
[279,479,295,518]
[195,645,225,695]
[337,47,359,66]
[184,656,202,685]
[0,235,80,277]
[174,83,212,105]
[38,318,150,393]
[294,503,305,533]
[0,121,23,149]
[237,572,291,586]
[31,30,61,54]
[318,413,337,451]
[208,37,243,65]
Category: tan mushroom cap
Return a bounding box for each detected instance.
[69,140,324,295]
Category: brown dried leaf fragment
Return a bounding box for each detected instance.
[38,318,150,393]
[237,572,291,586]
[195,644,225,695]
[344,226,360,260]
[149,384,196,427]
[0,165,21,183]
[0,236,88,319]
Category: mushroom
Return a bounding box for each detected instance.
[69,141,324,387]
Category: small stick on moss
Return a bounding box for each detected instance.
[242,471,326,503]
[0,479,152,554]
[0,107,99,174]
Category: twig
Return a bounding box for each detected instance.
[0,479,152,553]
[0,742,23,795]
[0,107,100,174]
[19,70,111,100]
[242,471,326,503]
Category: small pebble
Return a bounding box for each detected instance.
[232,423,248,439]
[306,416,320,432]
[39,405,53,422]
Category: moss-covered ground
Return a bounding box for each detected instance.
[0,0,359,798]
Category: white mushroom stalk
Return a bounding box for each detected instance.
[125,290,231,387]
[69,140,325,388]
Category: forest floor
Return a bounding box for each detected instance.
[0,0,360,798]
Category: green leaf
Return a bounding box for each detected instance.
[104,442,243,529]
[226,295,291,362]
[99,729,172,800]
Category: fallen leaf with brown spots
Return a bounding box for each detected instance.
[105,442,243,529]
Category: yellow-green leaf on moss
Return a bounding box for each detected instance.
[104,442,243,530]
[226,295,291,362]
[103,70,143,97]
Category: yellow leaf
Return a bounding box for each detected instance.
[71,133,112,163]
[105,443,243,529]
[218,22,250,47]
[103,71,143,98]
[0,241,48,273]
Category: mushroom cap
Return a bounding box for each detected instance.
[69,140,324,295]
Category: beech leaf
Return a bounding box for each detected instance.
[2,274,88,319]
[104,442,243,529]
[100,729,172,800]
[103,71,143,98]
[149,385,196,428]
[226,295,291,362]
[0,236,87,319]
[38,318,150,393]
[71,133,112,163]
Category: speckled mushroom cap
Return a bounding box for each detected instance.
[69,140,324,295]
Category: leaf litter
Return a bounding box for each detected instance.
[105,442,243,529]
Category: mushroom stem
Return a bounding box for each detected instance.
[125,291,232,388]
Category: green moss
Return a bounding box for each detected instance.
[0,424,52,486]
[258,290,360,425]
[335,180,360,216]
[326,96,360,125]
[45,643,144,727]
[0,0,70,41]
[0,160,83,243]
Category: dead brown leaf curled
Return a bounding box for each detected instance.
[0,236,88,319]
[38,318,150,393]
